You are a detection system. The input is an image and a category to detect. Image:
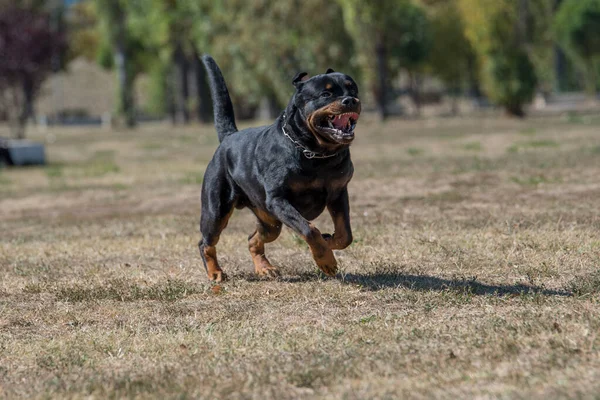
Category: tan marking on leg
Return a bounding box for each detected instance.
[305,224,337,276]
[202,245,227,282]
[248,230,280,278]
[201,206,236,282]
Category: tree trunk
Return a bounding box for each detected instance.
[584,61,598,100]
[17,77,35,139]
[174,43,190,124]
[114,5,135,128]
[466,54,482,103]
[409,72,422,117]
[505,103,525,118]
[450,95,459,116]
[553,45,567,93]
[192,49,212,123]
[553,0,566,93]
[375,39,388,121]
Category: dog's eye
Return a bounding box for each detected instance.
[321,91,332,98]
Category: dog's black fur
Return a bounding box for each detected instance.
[199,55,361,281]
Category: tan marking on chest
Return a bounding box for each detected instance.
[251,208,279,225]
[290,177,349,193]
[328,177,349,191]
[290,179,325,192]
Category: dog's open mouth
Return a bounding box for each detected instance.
[318,112,359,143]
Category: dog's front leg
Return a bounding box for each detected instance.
[323,188,353,250]
[267,197,337,276]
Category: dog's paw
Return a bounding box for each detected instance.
[207,269,228,282]
[255,263,281,279]
[315,249,338,277]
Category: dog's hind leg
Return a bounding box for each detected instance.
[198,171,236,282]
[248,210,282,278]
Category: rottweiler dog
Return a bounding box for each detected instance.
[199,55,360,281]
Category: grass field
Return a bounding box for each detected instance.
[1,113,600,399]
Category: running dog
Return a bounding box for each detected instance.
[199,56,361,281]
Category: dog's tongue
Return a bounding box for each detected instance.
[332,114,351,129]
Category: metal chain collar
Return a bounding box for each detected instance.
[281,113,338,159]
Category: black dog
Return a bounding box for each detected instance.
[199,55,361,281]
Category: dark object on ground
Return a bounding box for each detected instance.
[198,56,361,282]
[0,138,46,166]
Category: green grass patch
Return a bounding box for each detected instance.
[508,140,559,153]
[526,140,559,148]
[79,150,120,177]
[510,174,560,186]
[0,169,10,185]
[81,162,120,177]
[462,142,482,151]
[451,156,497,174]
[426,190,466,203]
[589,145,600,154]
[407,147,424,156]
[359,315,378,324]
[45,165,64,179]
[180,172,204,185]
[519,128,537,136]
[140,142,163,150]
[565,112,584,124]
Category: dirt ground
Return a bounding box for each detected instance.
[1,113,600,399]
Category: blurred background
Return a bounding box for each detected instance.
[1,0,600,139]
[2,3,600,397]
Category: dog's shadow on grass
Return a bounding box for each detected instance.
[271,270,572,297]
[339,272,571,296]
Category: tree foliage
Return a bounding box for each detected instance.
[197,0,355,116]
[555,0,600,95]
[62,0,594,122]
[94,0,142,127]
[338,0,432,119]
[459,0,538,116]
[426,1,474,89]
[525,0,556,96]
[0,5,65,138]
[68,1,100,62]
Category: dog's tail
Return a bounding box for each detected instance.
[202,55,238,142]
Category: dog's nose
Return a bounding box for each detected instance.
[341,97,359,106]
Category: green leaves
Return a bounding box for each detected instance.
[554,0,600,94]
[459,0,539,116]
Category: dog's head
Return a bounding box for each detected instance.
[290,69,361,147]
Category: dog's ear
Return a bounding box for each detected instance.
[326,68,335,74]
[292,72,309,88]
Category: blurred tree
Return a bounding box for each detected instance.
[338,0,432,119]
[67,1,100,62]
[127,0,212,123]
[554,0,600,96]
[95,0,136,127]
[526,0,557,98]
[422,0,475,114]
[459,0,538,117]
[201,0,356,119]
[0,5,65,138]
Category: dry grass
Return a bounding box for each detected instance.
[1,114,600,399]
